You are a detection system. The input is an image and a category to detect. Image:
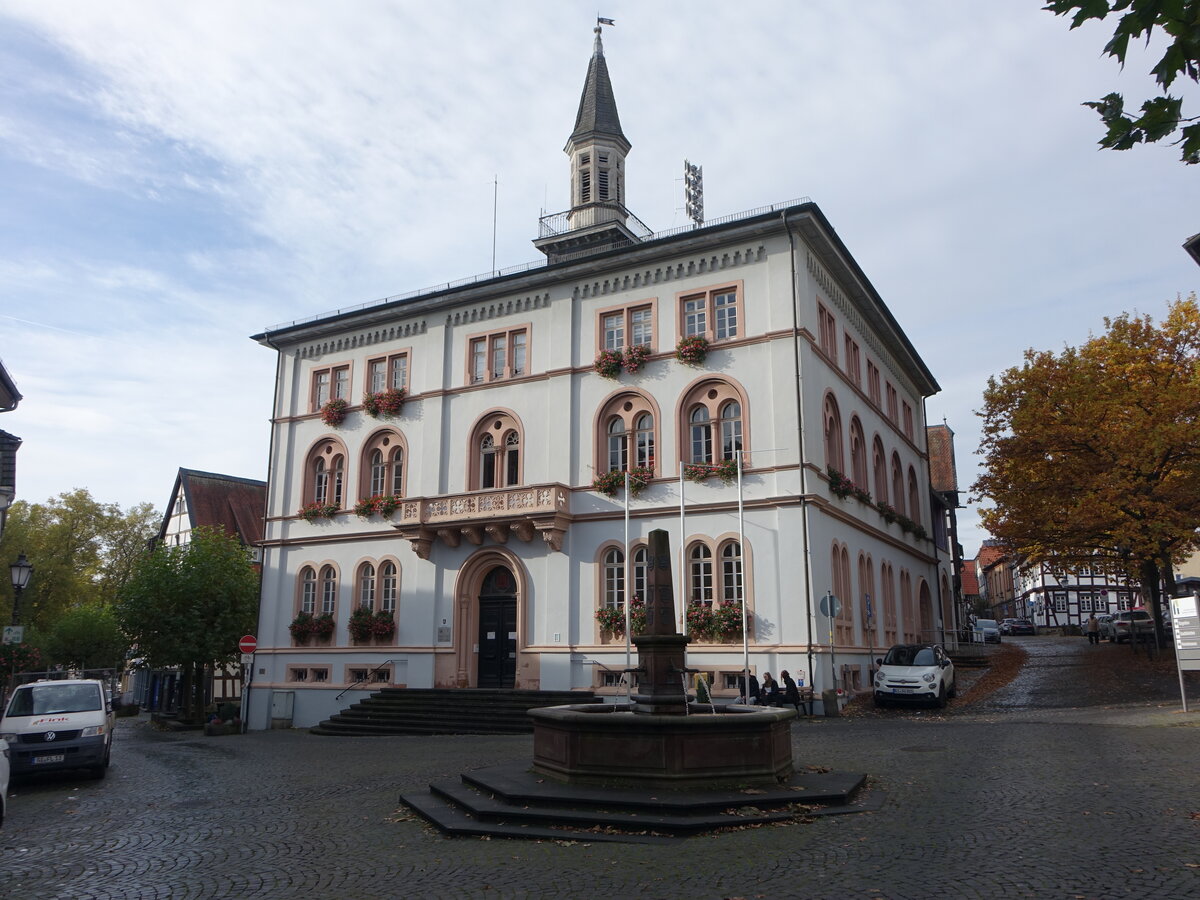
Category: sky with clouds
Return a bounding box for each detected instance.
[0,1,1195,558]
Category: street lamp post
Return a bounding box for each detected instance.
[10,552,33,627]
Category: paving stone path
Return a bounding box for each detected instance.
[2,636,1198,899]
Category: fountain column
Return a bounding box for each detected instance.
[630,529,691,714]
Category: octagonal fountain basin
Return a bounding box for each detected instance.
[529,702,797,788]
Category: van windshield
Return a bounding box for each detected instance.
[5,683,102,717]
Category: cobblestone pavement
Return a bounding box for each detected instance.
[2,637,1198,900]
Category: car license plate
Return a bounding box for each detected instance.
[33,754,65,765]
[891,687,915,694]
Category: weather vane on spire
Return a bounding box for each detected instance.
[597,15,615,28]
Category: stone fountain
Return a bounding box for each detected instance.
[401,529,867,841]
[528,528,796,787]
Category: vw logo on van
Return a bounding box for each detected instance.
[44,731,57,742]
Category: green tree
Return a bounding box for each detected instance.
[1046,1,1200,164]
[0,490,159,629]
[973,294,1200,643]
[43,602,129,673]
[116,526,259,721]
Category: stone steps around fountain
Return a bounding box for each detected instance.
[309,689,601,736]
[401,761,872,842]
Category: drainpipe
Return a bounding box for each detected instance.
[782,212,817,690]
[252,331,286,732]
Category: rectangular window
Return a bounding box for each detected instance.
[678,284,742,344]
[467,326,529,384]
[683,297,706,338]
[817,304,838,362]
[902,401,913,439]
[311,365,350,412]
[713,291,737,340]
[886,383,899,422]
[580,169,591,203]
[630,307,652,347]
[390,354,408,390]
[490,334,507,379]
[508,331,523,376]
[603,312,625,351]
[598,168,609,201]
[366,352,409,394]
[844,335,861,387]
[867,361,881,405]
[597,302,656,353]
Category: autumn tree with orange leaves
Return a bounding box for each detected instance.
[973,294,1200,644]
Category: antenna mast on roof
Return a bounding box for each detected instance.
[684,159,704,227]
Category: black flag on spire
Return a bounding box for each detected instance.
[597,17,615,26]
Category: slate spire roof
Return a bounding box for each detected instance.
[567,27,629,153]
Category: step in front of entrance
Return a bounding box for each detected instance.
[310,688,602,737]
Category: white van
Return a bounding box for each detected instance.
[0,679,115,779]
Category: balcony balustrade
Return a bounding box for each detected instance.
[392,483,571,559]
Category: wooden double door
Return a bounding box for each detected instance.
[477,566,517,688]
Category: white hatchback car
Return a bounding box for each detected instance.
[873,643,956,708]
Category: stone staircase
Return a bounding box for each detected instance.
[400,762,874,843]
[309,688,601,736]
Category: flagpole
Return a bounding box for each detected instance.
[679,461,687,635]
[624,470,631,673]
[738,450,749,704]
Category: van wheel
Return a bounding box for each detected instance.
[91,764,107,780]
[935,684,947,709]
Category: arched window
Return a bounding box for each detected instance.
[823,394,844,472]
[873,436,888,504]
[595,392,658,477]
[505,431,520,485]
[859,553,876,646]
[320,565,337,616]
[907,466,920,526]
[633,414,654,468]
[632,545,648,600]
[480,434,497,488]
[361,430,407,500]
[901,569,915,642]
[891,453,905,516]
[689,406,713,464]
[603,547,624,609]
[688,544,714,605]
[607,417,628,471]
[300,566,317,615]
[679,379,748,468]
[720,541,742,605]
[358,563,376,609]
[306,438,348,508]
[831,542,854,645]
[719,401,742,461]
[849,418,868,489]
[881,561,898,646]
[380,562,398,615]
[471,413,523,490]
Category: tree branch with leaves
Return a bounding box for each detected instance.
[1046,0,1200,164]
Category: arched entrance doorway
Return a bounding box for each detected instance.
[477,565,518,688]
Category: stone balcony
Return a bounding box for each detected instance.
[392,483,572,559]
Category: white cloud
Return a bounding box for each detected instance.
[0,0,1195,558]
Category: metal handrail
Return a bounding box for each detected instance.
[335,658,401,701]
[262,197,812,334]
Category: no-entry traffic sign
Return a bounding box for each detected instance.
[238,634,258,654]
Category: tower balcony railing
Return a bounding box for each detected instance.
[538,202,653,240]
[391,482,572,559]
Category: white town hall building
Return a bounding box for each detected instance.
[245,27,951,730]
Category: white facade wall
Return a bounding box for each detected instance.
[247,208,943,729]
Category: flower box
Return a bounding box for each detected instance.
[362,388,406,418]
[320,398,348,427]
[684,458,739,485]
[675,335,709,366]
[354,494,401,519]
[592,466,653,497]
[298,501,339,522]
[623,344,651,373]
[594,349,623,379]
